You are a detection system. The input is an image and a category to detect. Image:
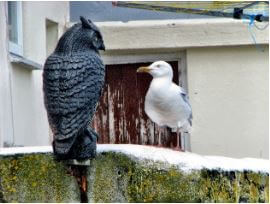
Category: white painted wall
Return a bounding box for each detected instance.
[0,2,69,147]
[0,3,14,147]
[23,1,69,63]
[93,18,268,51]
[10,66,49,146]
[187,46,269,159]
[9,2,69,146]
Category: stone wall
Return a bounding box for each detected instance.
[0,145,269,202]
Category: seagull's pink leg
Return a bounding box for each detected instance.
[157,126,162,147]
[173,127,182,151]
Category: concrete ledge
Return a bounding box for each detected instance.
[9,54,43,70]
[0,145,269,202]
[69,19,269,51]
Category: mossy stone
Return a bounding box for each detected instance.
[0,154,80,203]
[0,151,268,203]
[88,152,269,203]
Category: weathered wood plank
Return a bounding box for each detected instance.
[107,65,124,144]
[92,68,109,144]
[122,64,140,144]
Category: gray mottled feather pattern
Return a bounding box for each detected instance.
[180,92,193,126]
[43,52,105,153]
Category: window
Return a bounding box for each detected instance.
[8,1,23,56]
[46,19,58,57]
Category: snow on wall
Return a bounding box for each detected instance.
[0,144,269,173]
[0,146,53,155]
[97,144,270,172]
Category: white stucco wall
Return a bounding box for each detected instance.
[10,66,49,146]
[0,3,14,147]
[10,2,69,146]
[0,2,69,147]
[187,46,269,159]
[23,1,69,63]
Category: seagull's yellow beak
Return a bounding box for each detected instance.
[137,66,151,73]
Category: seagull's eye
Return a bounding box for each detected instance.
[156,65,161,68]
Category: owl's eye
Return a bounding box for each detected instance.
[94,36,98,42]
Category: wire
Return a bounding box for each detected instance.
[247,15,266,52]
[254,21,269,30]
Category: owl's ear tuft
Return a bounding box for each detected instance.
[80,16,91,28]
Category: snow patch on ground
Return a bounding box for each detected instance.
[0,144,269,173]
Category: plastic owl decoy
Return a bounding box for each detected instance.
[43,17,105,160]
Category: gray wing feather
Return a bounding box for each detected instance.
[180,89,193,126]
[43,53,105,149]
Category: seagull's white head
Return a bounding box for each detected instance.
[137,61,173,79]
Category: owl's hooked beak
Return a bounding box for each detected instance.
[100,43,105,51]
[137,66,151,73]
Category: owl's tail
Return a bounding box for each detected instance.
[52,136,75,160]
[53,127,98,160]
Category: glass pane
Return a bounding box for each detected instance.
[8,1,18,44]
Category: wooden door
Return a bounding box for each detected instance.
[92,61,181,148]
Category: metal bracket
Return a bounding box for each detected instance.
[64,159,91,166]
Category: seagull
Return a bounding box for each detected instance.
[137,61,192,150]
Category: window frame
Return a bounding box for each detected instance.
[8,1,23,56]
